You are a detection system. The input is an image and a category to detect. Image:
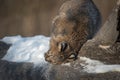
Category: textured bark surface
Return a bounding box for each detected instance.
[80,40,120,64]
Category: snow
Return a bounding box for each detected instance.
[99,44,110,49]
[61,63,71,67]
[80,57,120,73]
[1,35,50,65]
[2,35,22,44]
[1,35,120,73]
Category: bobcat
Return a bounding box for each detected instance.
[45,0,101,64]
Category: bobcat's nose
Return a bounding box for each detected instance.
[44,52,64,64]
[45,51,53,58]
[44,52,54,63]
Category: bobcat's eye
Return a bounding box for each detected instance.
[58,42,68,52]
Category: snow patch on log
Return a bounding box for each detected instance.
[80,57,120,73]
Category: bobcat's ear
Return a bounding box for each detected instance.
[52,16,59,26]
[58,42,68,52]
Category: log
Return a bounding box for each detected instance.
[94,5,119,45]
[0,41,120,80]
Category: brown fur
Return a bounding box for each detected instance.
[45,0,101,64]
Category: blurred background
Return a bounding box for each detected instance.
[0,0,117,38]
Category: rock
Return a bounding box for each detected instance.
[0,60,47,80]
[0,41,10,58]
[80,40,120,64]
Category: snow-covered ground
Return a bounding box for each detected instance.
[1,35,120,73]
[1,35,50,65]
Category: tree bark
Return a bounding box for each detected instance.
[79,0,120,64]
[94,4,119,45]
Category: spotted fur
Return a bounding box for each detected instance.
[45,0,101,64]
